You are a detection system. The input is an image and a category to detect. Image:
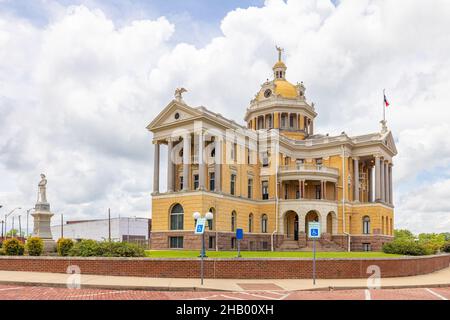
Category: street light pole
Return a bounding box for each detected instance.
[26,208,34,238]
[4,207,22,240]
[193,211,214,286]
[18,216,21,238]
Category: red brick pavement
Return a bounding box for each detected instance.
[0,284,448,300]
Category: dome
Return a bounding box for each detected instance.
[256,79,298,101]
[273,61,287,69]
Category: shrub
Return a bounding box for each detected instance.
[57,238,74,256]
[26,237,44,256]
[382,239,430,256]
[68,240,144,257]
[418,233,446,254]
[68,239,102,257]
[3,238,25,256]
[442,242,450,253]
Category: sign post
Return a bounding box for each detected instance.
[236,228,243,258]
[195,218,207,285]
[308,221,321,285]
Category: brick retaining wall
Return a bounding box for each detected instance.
[0,255,448,279]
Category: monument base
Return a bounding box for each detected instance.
[32,210,56,252]
[41,238,56,253]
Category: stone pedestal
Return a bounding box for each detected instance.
[32,202,56,252]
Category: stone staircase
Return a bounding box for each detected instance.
[278,239,301,251]
[278,237,345,252]
[299,239,345,252]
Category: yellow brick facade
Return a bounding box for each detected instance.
[148,50,397,251]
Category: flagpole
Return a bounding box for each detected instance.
[383,89,386,122]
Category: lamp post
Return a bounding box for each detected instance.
[5,207,21,239]
[193,211,213,286]
[26,208,34,238]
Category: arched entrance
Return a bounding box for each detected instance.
[326,211,337,234]
[284,211,299,240]
[305,210,319,239]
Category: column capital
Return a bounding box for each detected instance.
[374,153,382,159]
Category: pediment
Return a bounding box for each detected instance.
[384,131,398,155]
[146,100,201,131]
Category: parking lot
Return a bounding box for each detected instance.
[0,284,448,300]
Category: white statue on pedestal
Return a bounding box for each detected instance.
[37,173,47,203]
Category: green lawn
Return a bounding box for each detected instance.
[144,250,402,259]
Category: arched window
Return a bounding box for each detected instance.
[261,214,268,233]
[248,213,254,233]
[362,216,370,234]
[170,204,184,230]
[231,211,237,232]
[208,208,215,230]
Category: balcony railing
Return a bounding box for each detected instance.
[279,164,339,175]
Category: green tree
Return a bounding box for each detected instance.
[394,229,415,240]
[6,229,25,237]
[418,233,446,254]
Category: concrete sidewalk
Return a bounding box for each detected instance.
[0,267,449,292]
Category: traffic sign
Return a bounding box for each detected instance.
[236,228,243,240]
[195,218,206,234]
[308,222,321,239]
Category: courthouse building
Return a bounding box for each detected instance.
[147,49,397,251]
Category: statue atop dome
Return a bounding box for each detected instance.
[276,45,284,61]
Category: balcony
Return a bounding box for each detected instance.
[278,164,339,181]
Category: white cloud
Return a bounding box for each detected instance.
[0,0,449,233]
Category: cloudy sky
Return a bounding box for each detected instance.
[0,0,449,234]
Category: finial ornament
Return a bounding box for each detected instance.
[380,119,388,134]
[276,46,284,61]
[174,88,187,103]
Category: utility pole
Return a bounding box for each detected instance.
[18,216,21,238]
[108,208,111,242]
[61,214,64,239]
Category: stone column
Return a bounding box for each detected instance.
[214,138,222,192]
[389,164,393,205]
[310,120,314,135]
[353,158,359,202]
[198,131,205,190]
[153,141,160,194]
[298,180,302,199]
[375,156,381,201]
[302,180,306,199]
[182,134,191,191]
[384,161,390,204]
[321,181,325,200]
[380,159,385,203]
[323,181,327,200]
[368,166,372,202]
[167,139,174,192]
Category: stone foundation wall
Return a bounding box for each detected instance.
[331,234,394,251]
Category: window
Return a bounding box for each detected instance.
[248,178,253,199]
[230,143,236,161]
[208,236,216,249]
[193,174,199,189]
[231,211,237,232]
[262,181,269,200]
[248,213,253,233]
[296,158,304,165]
[363,243,371,252]
[209,172,215,191]
[208,208,215,230]
[262,152,269,167]
[261,214,268,233]
[284,185,288,199]
[211,148,215,158]
[281,114,286,128]
[170,204,184,230]
[363,216,371,234]
[284,156,290,165]
[296,190,300,199]
[180,176,183,190]
[315,185,321,199]
[169,236,183,249]
[290,115,294,128]
[316,158,323,168]
[230,174,236,195]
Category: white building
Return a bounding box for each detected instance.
[51,217,151,242]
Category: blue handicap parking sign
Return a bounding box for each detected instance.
[311,229,319,237]
[236,228,244,240]
[196,224,204,233]
[308,222,321,238]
